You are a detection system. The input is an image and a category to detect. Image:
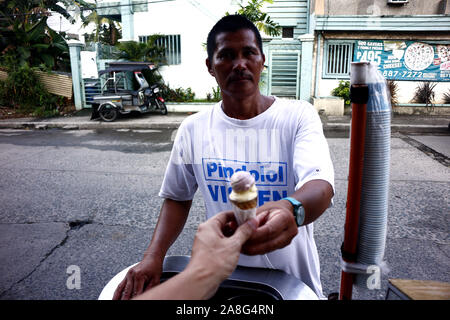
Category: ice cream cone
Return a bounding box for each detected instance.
[230,197,257,210]
[230,196,257,226]
[229,171,258,225]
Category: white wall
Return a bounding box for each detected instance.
[396,82,449,104]
[317,79,450,104]
[133,0,240,98]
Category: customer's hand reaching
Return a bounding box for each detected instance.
[133,211,258,300]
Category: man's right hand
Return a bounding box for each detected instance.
[112,255,163,300]
[113,198,192,300]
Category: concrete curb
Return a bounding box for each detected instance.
[323,123,449,134]
[0,121,181,130]
[390,124,449,133]
[0,120,447,134]
[1,107,448,133]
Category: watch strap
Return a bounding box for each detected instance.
[282,197,305,227]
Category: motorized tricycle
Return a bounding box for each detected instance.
[91,61,167,122]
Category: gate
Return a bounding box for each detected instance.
[84,78,101,106]
[81,43,119,108]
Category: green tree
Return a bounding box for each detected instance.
[115,35,167,65]
[0,0,91,113]
[99,23,122,46]
[0,0,91,70]
[80,0,122,45]
[228,0,281,37]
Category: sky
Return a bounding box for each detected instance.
[46,1,96,37]
[45,1,244,40]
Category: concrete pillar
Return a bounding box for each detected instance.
[121,0,134,41]
[260,39,270,96]
[298,34,315,103]
[68,40,85,110]
[119,0,135,89]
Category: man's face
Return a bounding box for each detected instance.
[206,29,265,100]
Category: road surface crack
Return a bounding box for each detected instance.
[399,134,450,167]
[0,220,92,298]
[69,220,93,230]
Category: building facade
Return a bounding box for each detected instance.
[84,0,450,109]
[312,0,450,107]
[92,0,241,99]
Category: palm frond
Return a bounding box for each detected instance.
[412,82,437,105]
[387,80,399,108]
[234,0,281,37]
[442,89,450,104]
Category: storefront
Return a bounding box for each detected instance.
[313,15,450,107]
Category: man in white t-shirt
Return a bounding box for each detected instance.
[114,14,334,300]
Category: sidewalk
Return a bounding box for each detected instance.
[0,105,449,133]
[322,114,449,134]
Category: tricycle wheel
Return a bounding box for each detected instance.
[99,105,118,122]
[156,100,168,115]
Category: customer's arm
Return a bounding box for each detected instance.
[113,198,192,300]
[134,211,257,300]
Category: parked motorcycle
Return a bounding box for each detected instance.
[91,62,167,122]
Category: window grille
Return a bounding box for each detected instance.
[139,34,181,65]
[323,42,354,78]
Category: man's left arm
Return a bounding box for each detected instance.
[242,179,333,255]
[286,179,334,226]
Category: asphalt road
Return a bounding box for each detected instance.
[0,128,448,300]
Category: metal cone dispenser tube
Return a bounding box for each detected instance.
[339,62,391,299]
[340,62,369,300]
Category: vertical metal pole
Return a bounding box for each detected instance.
[339,62,370,300]
[338,45,342,74]
[339,95,367,300]
[169,35,173,64]
[332,45,337,74]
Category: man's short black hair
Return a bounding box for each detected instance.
[206,14,263,61]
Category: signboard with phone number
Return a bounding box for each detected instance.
[353,40,450,81]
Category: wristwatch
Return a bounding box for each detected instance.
[282,197,305,227]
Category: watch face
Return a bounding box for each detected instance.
[283,198,304,226]
[295,206,305,226]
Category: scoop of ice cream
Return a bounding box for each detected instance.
[230,171,255,192]
[229,171,257,202]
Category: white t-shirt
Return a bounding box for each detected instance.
[159,96,335,298]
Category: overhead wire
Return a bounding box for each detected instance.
[0,0,176,18]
